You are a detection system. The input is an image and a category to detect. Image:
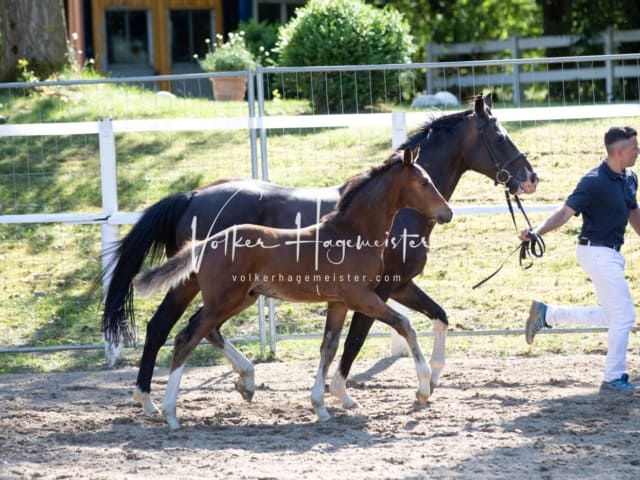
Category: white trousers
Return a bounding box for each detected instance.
[546,245,635,382]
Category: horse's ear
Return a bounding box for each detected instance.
[411,146,420,164]
[402,148,413,166]
[485,92,493,109]
[474,94,488,119]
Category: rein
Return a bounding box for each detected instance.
[472,190,545,289]
[471,115,545,289]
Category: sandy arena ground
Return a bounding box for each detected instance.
[1,354,640,479]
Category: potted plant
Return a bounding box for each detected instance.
[199,32,256,101]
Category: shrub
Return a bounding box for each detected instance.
[237,18,280,66]
[276,0,415,113]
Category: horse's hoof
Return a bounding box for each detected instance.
[162,409,182,430]
[329,375,359,409]
[315,408,331,422]
[430,380,439,393]
[166,417,182,431]
[416,390,430,406]
[234,380,254,402]
[342,396,360,410]
[133,387,161,416]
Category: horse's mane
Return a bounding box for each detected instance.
[325,153,403,220]
[400,109,472,149]
[324,109,473,221]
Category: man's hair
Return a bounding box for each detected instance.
[604,126,637,148]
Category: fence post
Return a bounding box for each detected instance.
[247,69,259,180]
[603,27,614,103]
[391,111,407,150]
[390,112,411,357]
[510,36,521,105]
[426,41,436,93]
[98,117,122,366]
[256,65,269,182]
[254,66,271,356]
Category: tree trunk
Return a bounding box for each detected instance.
[537,0,571,36]
[0,0,68,81]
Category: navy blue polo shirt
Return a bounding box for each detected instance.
[565,160,638,247]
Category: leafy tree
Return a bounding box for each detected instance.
[537,0,640,53]
[536,0,640,101]
[371,0,542,61]
[374,0,640,60]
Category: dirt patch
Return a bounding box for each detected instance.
[2,354,640,479]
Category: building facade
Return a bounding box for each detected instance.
[66,0,304,78]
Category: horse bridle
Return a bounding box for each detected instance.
[472,114,545,289]
[474,115,528,187]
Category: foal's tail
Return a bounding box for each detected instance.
[133,241,202,298]
[100,192,194,346]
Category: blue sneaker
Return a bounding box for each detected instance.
[600,374,640,393]
[525,300,550,345]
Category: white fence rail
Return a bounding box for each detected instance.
[2,54,640,357]
[427,29,640,104]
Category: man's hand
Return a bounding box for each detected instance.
[519,229,534,242]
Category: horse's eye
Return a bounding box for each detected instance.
[421,179,430,186]
[496,134,506,143]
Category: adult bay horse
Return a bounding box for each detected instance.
[133,149,453,429]
[102,94,538,416]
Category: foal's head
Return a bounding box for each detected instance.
[330,149,452,225]
[395,148,453,225]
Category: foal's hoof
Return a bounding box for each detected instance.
[415,390,430,406]
[166,417,182,431]
[133,386,161,416]
[315,407,331,423]
[234,380,255,402]
[342,396,361,410]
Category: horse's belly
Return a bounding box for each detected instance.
[250,276,341,303]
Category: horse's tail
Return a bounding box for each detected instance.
[100,192,194,346]
[133,241,201,298]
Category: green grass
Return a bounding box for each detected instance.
[1,80,639,373]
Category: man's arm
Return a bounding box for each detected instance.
[628,208,640,236]
[519,204,576,241]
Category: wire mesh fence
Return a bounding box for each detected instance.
[1,55,640,359]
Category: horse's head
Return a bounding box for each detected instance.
[467,94,538,195]
[399,148,453,224]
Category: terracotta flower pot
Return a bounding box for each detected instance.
[211,76,247,101]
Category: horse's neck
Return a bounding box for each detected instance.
[431,161,464,201]
[337,176,400,241]
[401,138,466,239]
[416,133,467,201]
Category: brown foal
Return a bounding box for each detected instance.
[134,148,452,429]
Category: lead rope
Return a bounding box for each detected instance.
[472,190,545,289]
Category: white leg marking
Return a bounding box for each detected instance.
[310,362,330,422]
[133,385,160,416]
[162,364,185,430]
[104,339,123,368]
[389,300,410,356]
[429,319,448,390]
[329,371,359,410]
[222,339,255,401]
[397,314,432,404]
[414,356,432,404]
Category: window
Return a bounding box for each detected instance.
[255,0,304,24]
[105,10,151,64]
[170,10,214,64]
